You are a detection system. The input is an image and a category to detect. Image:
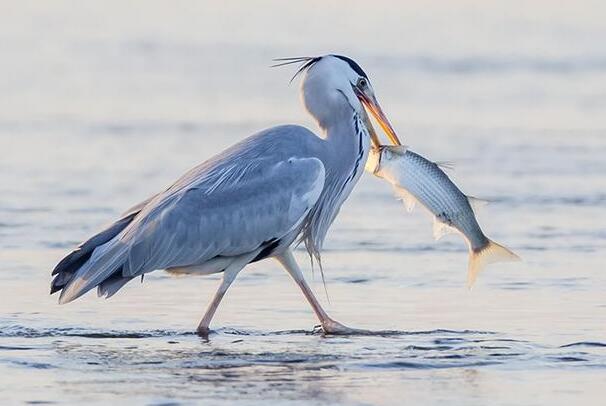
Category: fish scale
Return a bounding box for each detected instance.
[368,146,520,287]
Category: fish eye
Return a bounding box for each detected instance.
[357,77,368,88]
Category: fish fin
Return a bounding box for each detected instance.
[468,240,521,288]
[466,195,489,213]
[394,186,417,213]
[436,161,455,171]
[432,217,458,240]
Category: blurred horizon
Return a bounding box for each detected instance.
[2,0,606,132]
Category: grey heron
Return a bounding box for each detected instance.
[50,54,401,335]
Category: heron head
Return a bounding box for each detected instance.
[275,55,400,145]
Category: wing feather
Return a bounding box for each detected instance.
[119,156,325,277]
[54,125,327,302]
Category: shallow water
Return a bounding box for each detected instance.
[1,1,606,405]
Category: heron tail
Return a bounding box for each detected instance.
[50,210,140,302]
[57,239,130,304]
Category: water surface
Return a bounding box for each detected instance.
[1,1,605,405]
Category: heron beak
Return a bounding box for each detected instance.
[360,109,381,148]
[357,91,401,146]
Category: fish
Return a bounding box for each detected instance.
[366,145,520,287]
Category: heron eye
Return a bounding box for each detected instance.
[357,78,368,88]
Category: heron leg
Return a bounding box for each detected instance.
[196,266,240,336]
[196,251,259,337]
[276,249,363,335]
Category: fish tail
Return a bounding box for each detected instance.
[468,240,520,288]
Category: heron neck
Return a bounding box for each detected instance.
[321,107,366,170]
[300,106,370,262]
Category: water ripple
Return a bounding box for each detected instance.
[560,341,606,348]
[0,325,194,339]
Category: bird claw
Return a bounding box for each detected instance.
[319,319,369,335]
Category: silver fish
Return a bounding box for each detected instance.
[367,145,519,287]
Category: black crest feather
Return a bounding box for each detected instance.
[271,56,321,83]
[272,55,368,83]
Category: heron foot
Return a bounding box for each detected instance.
[196,325,211,338]
[319,318,370,335]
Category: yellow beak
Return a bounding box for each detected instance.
[358,92,401,146]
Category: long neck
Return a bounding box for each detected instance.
[300,105,371,262]
[320,102,366,174]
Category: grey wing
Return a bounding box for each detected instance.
[58,155,325,303]
[121,156,326,275]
